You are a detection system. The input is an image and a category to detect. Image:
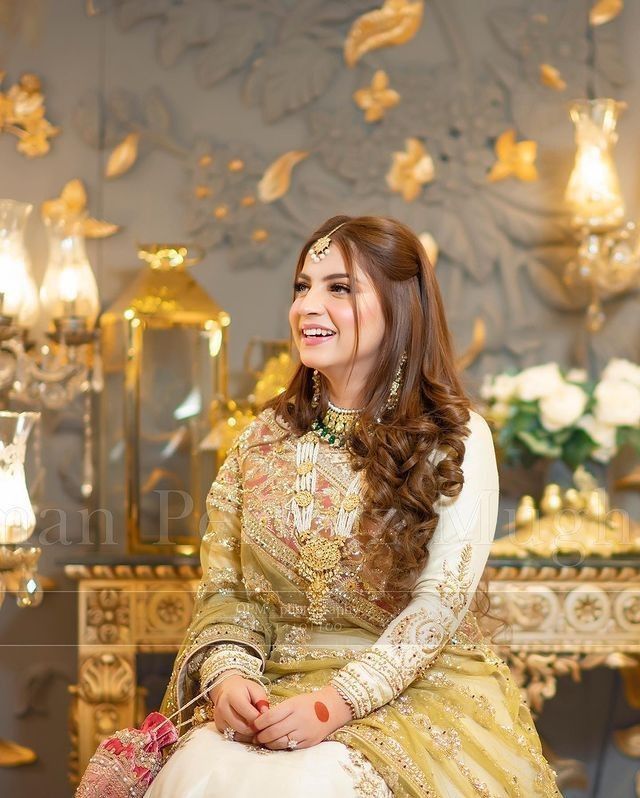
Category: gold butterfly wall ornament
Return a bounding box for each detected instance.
[41,179,121,239]
[0,72,59,157]
[386,137,435,202]
[353,70,401,123]
[487,129,538,183]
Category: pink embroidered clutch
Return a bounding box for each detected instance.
[75,711,179,798]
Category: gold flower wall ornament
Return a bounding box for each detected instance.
[105,131,140,177]
[539,63,567,91]
[487,129,538,183]
[344,0,424,67]
[41,179,121,238]
[589,0,623,26]
[258,150,309,203]
[386,137,435,201]
[0,71,59,157]
[353,70,400,122]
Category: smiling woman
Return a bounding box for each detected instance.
[289,237,385,409]
[148,216,562,798]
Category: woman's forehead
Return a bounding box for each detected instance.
[300,244,368,281]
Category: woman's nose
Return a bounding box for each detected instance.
[298,287,325,314]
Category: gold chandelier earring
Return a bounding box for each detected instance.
[311,368,321,410]
[376,351,407,423]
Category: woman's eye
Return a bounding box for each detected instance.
[293,282,350,294]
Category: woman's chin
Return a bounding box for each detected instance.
[300,356,338,372]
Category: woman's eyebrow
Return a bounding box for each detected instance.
[297,272,354,281]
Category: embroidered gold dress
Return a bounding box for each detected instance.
[148,408,561,798]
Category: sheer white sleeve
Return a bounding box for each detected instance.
[330,411,499,719]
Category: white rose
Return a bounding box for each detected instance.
[489,401,511,424]
[601,358,640,388]
[578,414,618,462]
[492,374,518,402]
[566,368,588,383]
[480,374,494,400]
[516,362,565,401]
[539,383,588,431]
[594,379,640,427]
[592,447,614,463]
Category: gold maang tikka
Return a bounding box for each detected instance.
[308,222,347,263]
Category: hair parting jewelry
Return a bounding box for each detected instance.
[308,222,348,262]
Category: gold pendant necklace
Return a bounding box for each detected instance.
[291,430,362,624]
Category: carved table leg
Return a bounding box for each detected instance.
[70,581,137,778]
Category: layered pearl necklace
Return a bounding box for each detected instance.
[291,401,363,624]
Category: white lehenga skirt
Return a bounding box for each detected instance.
[144,721,392,798]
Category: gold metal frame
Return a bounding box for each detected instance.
[101,245,230,555]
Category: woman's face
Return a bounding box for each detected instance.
[289,244,386,390]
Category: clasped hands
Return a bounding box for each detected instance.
[209,671,353,750]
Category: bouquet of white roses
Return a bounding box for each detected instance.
[480,358,640,470]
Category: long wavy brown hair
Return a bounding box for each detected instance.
[264,214,472,610]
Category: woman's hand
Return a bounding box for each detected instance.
[209,671,270,743]
[251,684,353,750]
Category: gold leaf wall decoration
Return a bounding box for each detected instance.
[105,131,140,177]
[539,63,567,91]
[418,232,438,266]
[487,129,538,182]
[83,218,121,238]
[456,318,486,372]
[258,150,309,203]
[41,179,121,238]
[0,71,59,157]
[344,0,424,67]
[590,0,623,26]
[386,137,434,201]
[0,738,37,767]
[613,724,640,758]
[353,70,400,122]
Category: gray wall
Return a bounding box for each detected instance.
[1,1,639,795]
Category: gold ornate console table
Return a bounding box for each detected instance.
[65,557,640,784]
[484,558,640,713]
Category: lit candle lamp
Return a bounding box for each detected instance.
[565,99,626,232]
[40,215,100,345]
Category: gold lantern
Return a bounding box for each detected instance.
[100,245,229,556]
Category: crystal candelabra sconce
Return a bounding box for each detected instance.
[0,411,43,610]
[0,199,39,330]
[564,99,640,332]
[0,199,102,502]
[40,213,100,345]
[100,244,229,555]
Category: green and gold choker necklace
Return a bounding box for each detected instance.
[311,400,363,448]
